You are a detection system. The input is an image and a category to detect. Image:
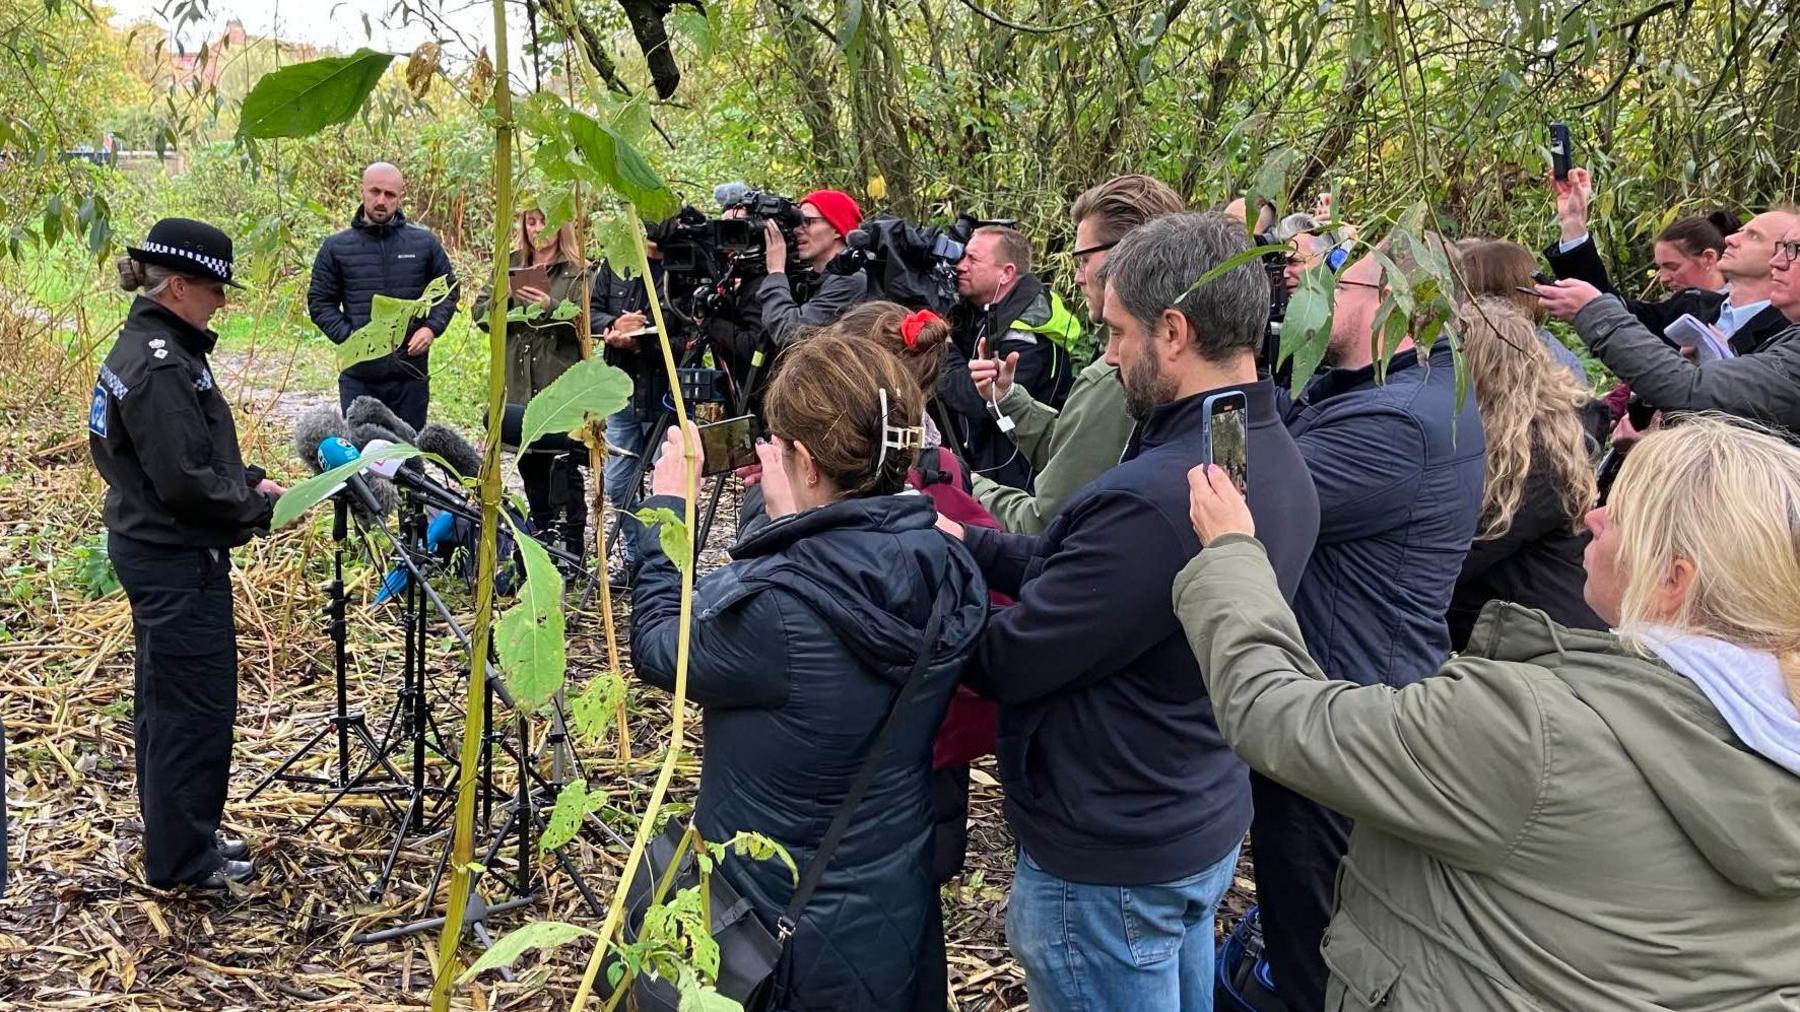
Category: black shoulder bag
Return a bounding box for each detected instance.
[623,583,950,1011]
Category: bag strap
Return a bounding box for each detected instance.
[777,580,950,942]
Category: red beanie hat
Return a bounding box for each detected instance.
[801,189,863,240]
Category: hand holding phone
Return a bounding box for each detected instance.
[1549,123,1573,181]
[697,414,760,476]
[1201,391,1250,497]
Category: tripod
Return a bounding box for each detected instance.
[247,497,408,822]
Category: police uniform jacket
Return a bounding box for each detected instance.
[88,296,273,548]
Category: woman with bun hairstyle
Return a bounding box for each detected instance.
[88,218,283,893]
[631,331,988,1011]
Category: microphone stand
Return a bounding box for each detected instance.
[246,497,409,823]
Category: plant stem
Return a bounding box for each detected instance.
[429,0,513,1007]
[568,204,698,1011]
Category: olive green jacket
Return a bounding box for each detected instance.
[1176,535,1800,1011]
[472,253,592,405]
[970,356,1134,534]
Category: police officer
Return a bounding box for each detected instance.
[89,219,283,892]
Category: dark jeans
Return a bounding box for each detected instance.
[1249,772,1352,1012]
[518,450,588,554]
[338,373,428,431]
[110,533,239,887]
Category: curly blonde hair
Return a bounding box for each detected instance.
[1459,297,1597,539]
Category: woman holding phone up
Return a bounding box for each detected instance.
[630,333,988,1011]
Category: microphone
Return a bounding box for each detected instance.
[351,422,425,474]
[418,422,483,480]
[316,436,398,518]
[346,396,419,444]
[362,437,473,516]
[292,406,354,476]
[374,508,458,604]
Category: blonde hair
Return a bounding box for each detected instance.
[1611,415,1800,708]
[513,209,582,266]
[1460,296,1597,539]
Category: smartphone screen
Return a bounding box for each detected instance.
[697,415,759,476]
[1549,122,1572,180]
[1202,392,1249,496]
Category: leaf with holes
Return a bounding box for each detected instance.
[570,672,626,745]
[455,920,597,983]
[518,357,633,453]
[729,831,798,885]
[238,49,395,139]
[539,778,608,853]
[595,215,642,280]
[495,514,566,711]
[634,506,692,575]
[336,274,452,371]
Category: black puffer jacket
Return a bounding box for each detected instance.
[631,493,987,1012]
[307,207,459,382]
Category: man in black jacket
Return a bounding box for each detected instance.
[941,212,1319,1012]
[1262,235,1486,1012]
[938,226,1079,490]
[308,162,459,429]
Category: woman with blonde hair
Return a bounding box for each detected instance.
[1175,413,1800,1010]
[1445,296,1607,648]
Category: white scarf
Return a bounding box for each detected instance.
[1636,626,1800,776]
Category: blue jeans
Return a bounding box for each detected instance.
[604,402,657,563]
[1006,844,1241,1012]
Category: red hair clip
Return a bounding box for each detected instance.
[900,309,942,349]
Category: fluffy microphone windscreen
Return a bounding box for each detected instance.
[345,396,419,444]
[291,406,354,475]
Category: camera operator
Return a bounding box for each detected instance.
[754,189,870,347]
[940,226,1080,491]
[89,219,282,893]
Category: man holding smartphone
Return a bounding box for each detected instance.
[938,213,1318,1011]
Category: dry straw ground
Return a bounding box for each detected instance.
[0,294,1254,1010]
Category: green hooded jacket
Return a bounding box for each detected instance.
[970,354,1134,534]
[1176,536,1800,1011]
[471,252,593,405]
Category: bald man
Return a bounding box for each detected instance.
[308,162,459,429]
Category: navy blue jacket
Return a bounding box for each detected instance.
[962,379,1319,886]
[631,493,987,1012]
[308,207,459,382]
[1284,343,1485,687]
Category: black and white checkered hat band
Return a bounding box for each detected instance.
[138,241,231,279]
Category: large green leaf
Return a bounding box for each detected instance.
[566,111,679,220]
[272,443,421,529]
[238,49,396,139]
[455,920,598,984]
[336,274,453,371]
[517,357,633,451]
[1278,264,1336,400]
[570,671,626,744]
[495,514,567,711]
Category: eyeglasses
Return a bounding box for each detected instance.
[799,215,830,229]
[1072,239,1119,269]
[1775,239,1800,265]
[1336,278,1384,292]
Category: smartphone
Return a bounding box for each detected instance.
[1515,286,1543,297]
[1531,270,1556,285]
[1549,122,1573,181]
[697,414,759,476]
[1201,391,1249,497]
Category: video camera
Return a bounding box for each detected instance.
[829,212,1002,315]
[648,189,805,280]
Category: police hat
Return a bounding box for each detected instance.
[126,217,246,289]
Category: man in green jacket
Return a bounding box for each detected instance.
[970,175,1183,533]
[1172,417,1800,1011]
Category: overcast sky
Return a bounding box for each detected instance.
[103,0,531,63]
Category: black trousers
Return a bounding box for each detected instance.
[110,533,239,887]
[1249,771,1352,1012]
[517,450,588,553]
[338,372,428,431]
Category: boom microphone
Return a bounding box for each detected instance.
[345,396,419,444]
[292,406,355,476]
[362,438,473,515]
[418,422,484,480]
